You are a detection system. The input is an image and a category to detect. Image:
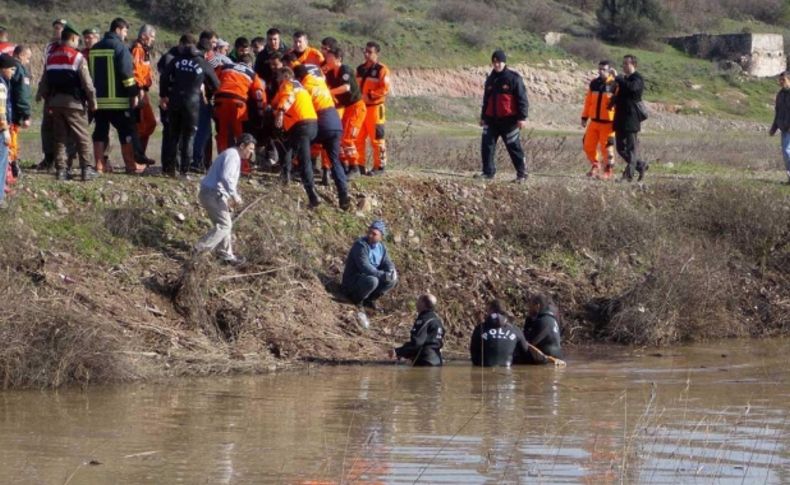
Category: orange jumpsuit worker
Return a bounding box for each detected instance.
[355,41,390,176]
[214,53,266,175]
[581,60,617,180]
[131,25,157,160]
[271,67,321,207]
[325,46,366,178]
[290,31,324,71]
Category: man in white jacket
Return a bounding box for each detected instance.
[195,133,256,265]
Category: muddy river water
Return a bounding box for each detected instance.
[1,339,788,484]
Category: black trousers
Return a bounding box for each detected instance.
[615,131,643,179]
[287,121,319,195]
[163,103,199,174]
[314,128,348,197]
[480,121,526,178]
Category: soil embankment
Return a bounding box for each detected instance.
[0,171,787,389]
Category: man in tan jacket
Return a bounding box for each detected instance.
[37,24,98,181]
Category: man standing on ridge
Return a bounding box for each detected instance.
[478,49,529,183]
[37,24,99,181]
[0,54,15,209]
[582,60,617,180]
[290,31,324,70]
[8,45,32,178]
[36,19,68,172]
[355,41,390,176]
[254,28,288,86]
[130,24,157,161]
[769,70,790,185]
[160,33,219,178]
[325,47,367,179]
[610,54,646,182]
[89,18,149,174]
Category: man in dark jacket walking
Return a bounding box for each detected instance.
[160,34,219,177]
[390,294,445,366]
[769,71,790,185]
[611,54,646,182]
[470,300,540,367]
[341,220,397,309]
[479,50,529,183]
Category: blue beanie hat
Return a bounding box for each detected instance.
[369,220,387,236]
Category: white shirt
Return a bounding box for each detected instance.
[200,147,241,202]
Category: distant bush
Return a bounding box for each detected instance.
[723,0,785,24]
[429,1,493,25]
[457,23,489,48]
[340,2,394,38]
[597,0,670,46]
[520,0,570,33]
[330,0,354,14]
[559,36,610,62]
[130,0,228,30]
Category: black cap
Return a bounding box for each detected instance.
[0,53,16,69]
[491,50,507,63]
[82,27,99,36]
[53,19,67,27]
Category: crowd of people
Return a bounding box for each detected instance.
[0,17,393,209]
[1,17,789,365]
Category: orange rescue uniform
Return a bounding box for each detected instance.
[302,73,339,169]
[355,60,390,170]
[131,40,156,153]
[214,62,267,174]
[271,80,317,131]
[291,47,324,71]
[326,63,366,169]
[581,75,616,178]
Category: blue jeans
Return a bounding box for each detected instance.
[192,101,212,169]
[0,137,8,205]
[781,131,790,175]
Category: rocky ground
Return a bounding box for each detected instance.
[0,166,787,388]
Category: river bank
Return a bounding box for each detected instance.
[0,167,787,389]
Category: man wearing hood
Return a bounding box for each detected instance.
[160,33,219,177]
[478,49,529,183]
[341,220,397,310]
[470,299,540,367]
[390,294,445,366]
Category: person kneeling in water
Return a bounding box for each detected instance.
[470,299,542,367]
[515,293,564,365]
[389,294,444,366]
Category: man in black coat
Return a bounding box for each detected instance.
[479,50,529,183]
[611,54,647,182]
[389,294,445,366]
[160,33,219,177]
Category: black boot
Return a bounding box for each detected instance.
[307,187,321,209]
[81,166,99,181]
[339,192,351,211]
[320,169,329,186]
[55,169,69,181]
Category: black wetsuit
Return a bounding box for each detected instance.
[469,313,532,367]
[516,308,563,365]
[395,310,445,366]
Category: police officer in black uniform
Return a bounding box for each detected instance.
[470,299,541,367]
[389,294,445,366]
[160,33,219,177]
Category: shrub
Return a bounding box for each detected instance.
[457,23,489,48]
[340,1,394,37]
[520,0,570,33]
[429,1,493,25]
[597,0,670,46]
[559,36,610,62]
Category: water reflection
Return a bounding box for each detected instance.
[0,340,788,483]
